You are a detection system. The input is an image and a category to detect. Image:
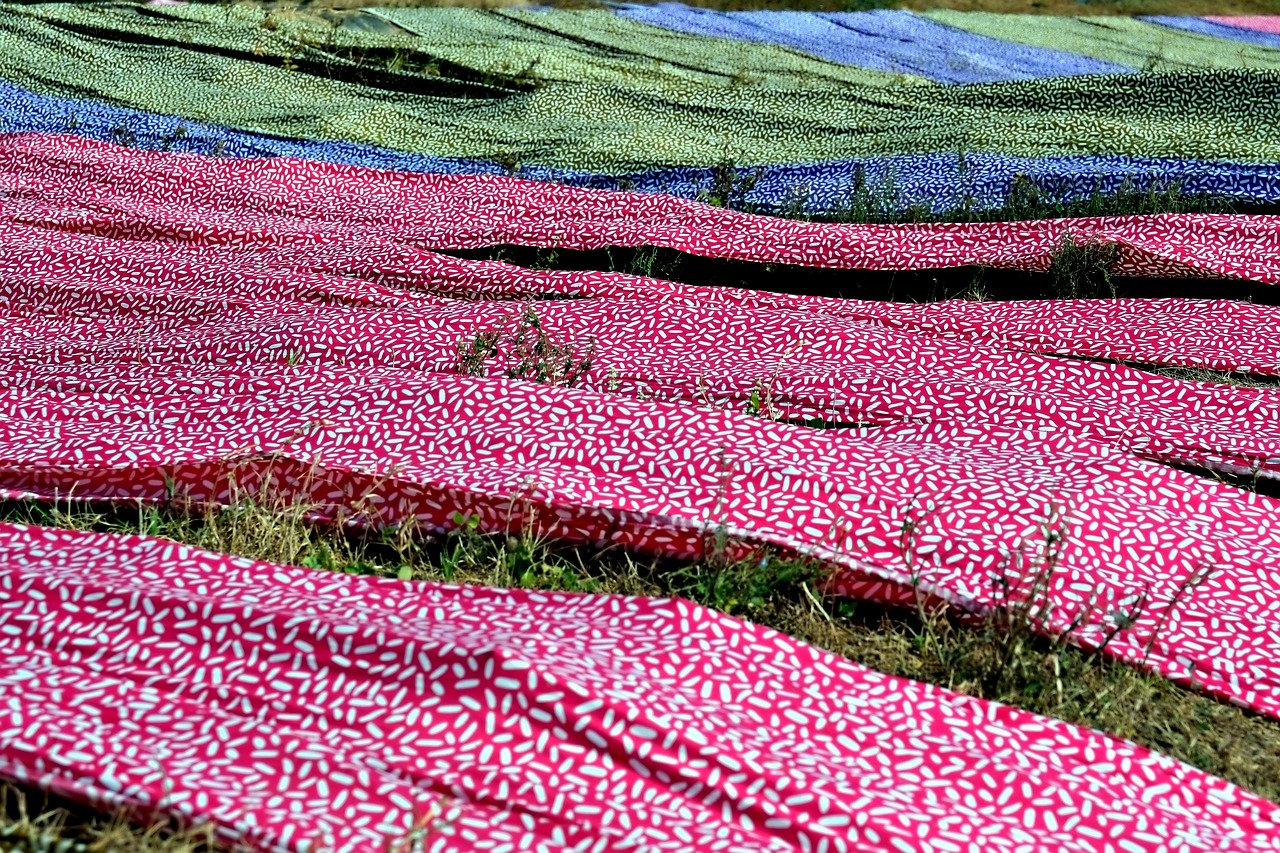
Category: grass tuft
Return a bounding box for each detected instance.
[454,305,595,388]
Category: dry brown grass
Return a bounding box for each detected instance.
[0,785,216,852]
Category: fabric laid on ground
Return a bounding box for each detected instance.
[10,79,1280,216]
[927,12,1280,73]
[5,211,1276,378]
[357,6,922,88]
[3,366,1280,726]
[4,524,1278,852]
[5,134,1280,283]
[613,5,1129,83]
[2,221,1278,480]
[844,298,1280,377]
[1209,16,1280,36]
[5,6,1280,169]
[1145,16,1280,49]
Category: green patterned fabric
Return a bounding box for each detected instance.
[2,3,1280,170]
[927,12,1280,72]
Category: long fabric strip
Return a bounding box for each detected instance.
[4,135,1280,283]
[5,213,1274,379]
[1205,16,1280,36]
[2,367,1280,723]
[2,222,1278,480]
[612,5,1131,82]
[3,523,1277,851]
[4,5,1280,169]
[357,5,921,88]
[926,11,1280,72]
[9,78,1280,216]
[1144,16,1280,49]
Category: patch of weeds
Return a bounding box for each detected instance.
[107,124,138,149]
[454,305,595,388]
[697,161,763,211]
[492,152,522,175]
[158,125,189,153]
[829,164,905,224]
[1048,232,1120,299]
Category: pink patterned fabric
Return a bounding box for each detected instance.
[2,366,1280,723]
[4,131,1280,846]
[839,298,1280,376]
[2,522,1279,851]
[1,221,1278,479]
[3,133,1280,281]
[1207,16,1280,36]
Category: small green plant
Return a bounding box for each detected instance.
[158,125,189,153]
[698,161,763,211]
[454,306,595,388]
[1048,232,1120,299]
[108,124,138,149]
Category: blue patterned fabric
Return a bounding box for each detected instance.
[613,5,1130,84]
[0,80,505,175]
[1143,16,1280,49]
[4,79,1280,215]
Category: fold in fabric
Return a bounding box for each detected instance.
[2,222,1278,480]
[841,297,1280,377]
[3,522,1277,850]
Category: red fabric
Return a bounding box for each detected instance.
[1,222,1278,479]
[3,523,1277,851]
[3,133,1280,281]
[841,298,1280,376]
[2,366,1280,724]
[1207,15,1280,35]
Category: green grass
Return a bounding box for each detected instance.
[1,493,1277,852]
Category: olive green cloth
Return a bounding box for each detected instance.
[2,3,1280,171]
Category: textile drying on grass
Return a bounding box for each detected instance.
[9,78,1280,215]
[1,8,1279,848]
[3,522,1278,851]
[2,217,1278,480]
[6,134,1280,281]
[611,5,1130,82]
[0,139,1278,725]
[3,6,1280,170]
[1,365,1280,723]
[925,11,1280,72]
[1211,16,1280,36]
